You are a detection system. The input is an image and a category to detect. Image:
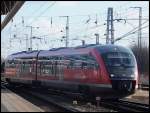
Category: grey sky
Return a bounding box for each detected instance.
[1,1,149,58]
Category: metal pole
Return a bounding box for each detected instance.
[82,40,85,46]
[31,26,32,51]
[130,7,142,73]
[139,7,142,49]
[26,26,39,51]
[138,7,142,76]
[26,26,32,51]
[106,8,114,44]
[111,8,114,44]
[106,8,110,44]
[95,33,99,44]
[1,1,25,31]
[24,34,28,51]
[130,7,142,50]
[66,16,69,47]
[60,16,69,47]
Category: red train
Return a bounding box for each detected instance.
[4,44,138,98]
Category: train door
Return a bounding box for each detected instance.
[17,60,22,78]
[16,59,20,78]
[37,56,59,80]
[19,60,25,77]
[82,54,99,82]
[57,56,64,81]
[31,58,37,80]
[52,56,64,81]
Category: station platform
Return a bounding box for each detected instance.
[1,88,44,112]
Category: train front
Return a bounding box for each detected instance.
[97,45,138,96]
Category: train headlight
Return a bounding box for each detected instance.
[110,74,114,77]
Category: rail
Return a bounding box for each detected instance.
[2,84,83,112]
[98,99,149,112]
[2,81,149,112]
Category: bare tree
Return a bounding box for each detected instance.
[130,44,149,76]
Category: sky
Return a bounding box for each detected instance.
[1,1,149,58]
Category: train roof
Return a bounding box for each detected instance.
[6,50,39,60]
[6,44,132,60]
[96,44,132,54]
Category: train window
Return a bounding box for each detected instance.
[38,57,56,76]
[5,61,9,68]
[18,61,22,73]
[81,55,97,63]
[25,63,29,73]
[42,64,49,75]
[37,62,41,75]
[64,55,80,69]
[79,54,98,69]
[69,60,74,69]
[39,57,49,60]
[81,61,87,69]
[20,62,24,73]
[63,54,98,69]
[17,59,33,73]
[51,62,54,75]
[54,57,67,77]
[7,60,16,68]
[49,56,54,60]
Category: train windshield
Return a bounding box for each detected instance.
[101,52,136,77]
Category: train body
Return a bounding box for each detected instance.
[4,44,138,98]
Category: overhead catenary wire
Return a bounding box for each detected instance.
[2,2,149,53]
[28,1,56,25]
[115,20,148,39]
[9,5,148,37]
[12,2,47,26]
[115,24,149,42]
[12,2,56,35]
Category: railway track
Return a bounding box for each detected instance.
[118,99,149,111]
[16,87,115,112]
[19,88,82,112]
[97,99,149,112]
[12,87,150,112]
[1,81,149,112]
[1,82,83,112]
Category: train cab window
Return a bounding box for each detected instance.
[101,52,136,76]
